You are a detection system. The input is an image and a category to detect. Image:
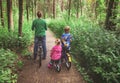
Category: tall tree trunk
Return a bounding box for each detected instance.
[80,0,82,16]
[43,0,46,18]
[34,0,37,18]
[0,0,4,27]
[105,0,116,30]
[14,0,17,8]
[18,0,23,36]
[47,0,51,17]
[76,0,79,18]
[32,0,34,20]
[53,0,56,18]
[95,0,99,18]
[106,0,109,7]
[111,1,118,29]
[26,0,29,21]
[61,0,64,12]
[68,0,71,20]
[7,0,14,31]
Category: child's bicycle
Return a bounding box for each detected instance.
[62,46,72,70]
[48,60,61,72]
[37,37,43,68]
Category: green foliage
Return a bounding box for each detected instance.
[72,20,120,83]
[0,20,33,51]
[47,18,67,37]
[17,61,24,69]
[72,54,93,83]
[21,49,32,57]
[49,17,120,83]
[0,49,18,83]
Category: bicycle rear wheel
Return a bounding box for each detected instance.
[55,64,61,72]
[38,48,42,68]
[39,53,41,67]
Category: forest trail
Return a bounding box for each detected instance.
[17,29,86,83]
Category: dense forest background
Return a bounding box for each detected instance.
[0,0,120,83]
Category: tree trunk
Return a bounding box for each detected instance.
[47,0,51,17]
[53,0,56,18]
[106,0,109,7]
[34,0,37,18]
[68,0,71,20]
[0,0,4,27]
[43,0,46,18]
[7,0,14,31]
[80,0,82,16]
[111,1,118,29]
[105,0,116,30]
[32,0,34,20]
[18,0,23,36]
[95,0,99,18]
[76,0,79,18]
[61,0,64,12]
[26,0,29,21]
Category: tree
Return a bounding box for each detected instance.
[26,0,29,21]
[105,0,117,30]
[43,0,46,18]
[80,0,82,16]
[68,0,71,20]
[47,0,50,17]
[0,0,4,27]
[53,0,56,18]
[76,0,80,18]
[34,0,37,18]
[61,0,64,12]
[7,0,14,31]
[18,0,23,36]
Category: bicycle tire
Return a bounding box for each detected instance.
[65,53,72,70]
[66,62,71,70]
[67,53,72,62]
[39,52,42,68]
[38,46,42,68]
[56,65,61,72]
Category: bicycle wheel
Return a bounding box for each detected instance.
[67,53,72,62]
[54,64,61,72]
[65,53,71,70]
[38,48,42,68]
[39,55,41,67]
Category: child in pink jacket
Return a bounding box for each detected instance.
[48,38,62,68]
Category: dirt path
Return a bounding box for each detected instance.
[17,29,86,83]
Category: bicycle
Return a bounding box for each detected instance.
[48,59,61,72]
[37,37,43,68]
[62,46,72,70]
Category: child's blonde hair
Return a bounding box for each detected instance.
[55,38,61,45]
[64,26,70,33]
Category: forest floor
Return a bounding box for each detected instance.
[17,29,86,83]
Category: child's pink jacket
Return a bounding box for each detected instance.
[50,45,62,60]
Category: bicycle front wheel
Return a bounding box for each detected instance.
[65,53,72,70]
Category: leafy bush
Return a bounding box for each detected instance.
[48,17,120,83]
[47,18,67,37]
[0,20,33,51]
[70,18,120,83]
[0,49,18,83]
